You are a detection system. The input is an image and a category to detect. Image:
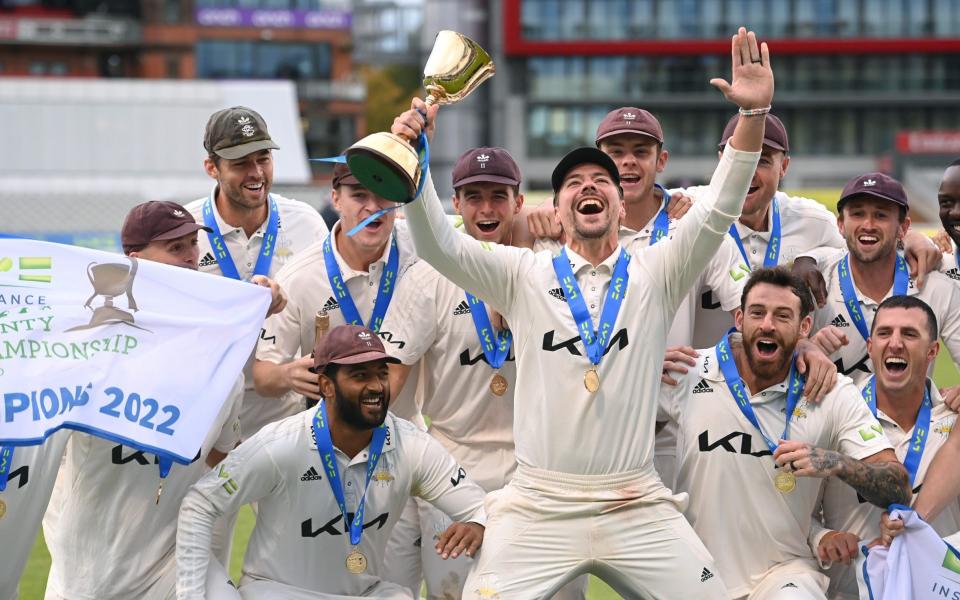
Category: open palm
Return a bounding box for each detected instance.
[710,27,774,111]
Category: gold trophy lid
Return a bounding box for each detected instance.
[423,30,495,105]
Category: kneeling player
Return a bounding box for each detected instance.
[177,325,487,600]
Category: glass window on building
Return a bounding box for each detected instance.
[197,40,331,80]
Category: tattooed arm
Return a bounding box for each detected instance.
[773,442,910,508]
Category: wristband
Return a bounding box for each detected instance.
[739,106,771,117]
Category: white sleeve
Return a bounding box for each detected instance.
[255,284,303,364]
[177,436,284,599]
[644,144,759,311]
[832,383,895,459]
[377,267,439,366]
[658,367,699,424]
[934,277,960,374]
[403,173,528,316]
[700,236,749,312]
[412,433,487,525]
[213,377,244,453]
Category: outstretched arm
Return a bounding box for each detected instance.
[391,102,525,315]
[649,27,769,309]
[912,425,960,521]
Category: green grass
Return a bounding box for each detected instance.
[19,352,959,599]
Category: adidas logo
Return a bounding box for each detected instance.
[700,567,714,582]
[548,287,567,302]
[323,297,340,312]
[947,268,960,282]
[831,314,850,328]
[453,300,471,316]
[623,112,636,121]
[198,253,217,267]
[692,379,713,394]
[862,178,876,187]
[301,466,322,482]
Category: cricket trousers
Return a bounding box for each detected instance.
[462,464,728,599]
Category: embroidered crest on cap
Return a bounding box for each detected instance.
[172,209,185,218]
[862,178,877,187]
[237,116,251,125]
[622,112,636,121]
[476,153,490,169]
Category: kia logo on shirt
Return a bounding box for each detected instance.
[541,329,629,356]
[301,512,390,538]
[697,430,772,457]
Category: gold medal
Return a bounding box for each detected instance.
[346,549,368,574]
[490,373,508,396]
[0,498,5,520]
[584,367,600,393]
[775,471,796,493]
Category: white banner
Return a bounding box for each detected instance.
[0,239,270,465]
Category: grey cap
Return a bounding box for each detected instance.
[203,106,280,160]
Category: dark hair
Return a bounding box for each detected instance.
[948,157,960,168]
[740,267,815,319]
[838,198,908,222]
[122,244,146,256]
[871,295,938,341]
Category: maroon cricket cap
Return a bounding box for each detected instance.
[551,147,621,194]
[121,201,211,253]
[452,147,522,189]
[313,324,401,372]
[718,113,789,153]
[837,172,909,212]
[595,107,664,145]
[332,161,360,188]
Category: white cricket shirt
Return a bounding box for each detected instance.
[403,143,759,476]
[176,410,486,599]
[812,248,960,385]
[659,338,893,598]
[185,191,330,437]
[378,259,516,492]
[678,190,846,348]
[43,379,242,600]
[0,431,69,600]
[816,382,960,599]
[254,221,421,431]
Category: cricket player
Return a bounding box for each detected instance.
[185,106,329,439]
[252,161,421,421]
[377,147,586,599]
[0,431,69,600]
[659,267,910,599]
[812,296,960,599]
[176,325,487,600]
[42,201,247,600]
[806,173,960,384]
[388,26,771,598]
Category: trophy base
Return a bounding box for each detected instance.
[66,306,146,332]
[346,133,421,203]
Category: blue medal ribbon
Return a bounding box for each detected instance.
[550,248,630,368]
[465,292,512,371]
[322,234,399,332]
[312,400,387,546]
[0,446,13,492]
[861,377,932,486]
[715,333,805,453]
[838,253,909,342]
[202,193,280,281]
[649,184,671,246]
[729,198,781,269]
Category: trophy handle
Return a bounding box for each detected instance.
[82,262,98,310]
[125,258,139,312]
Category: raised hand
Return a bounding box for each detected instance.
[710,27,774,111]
[390,97,439,145]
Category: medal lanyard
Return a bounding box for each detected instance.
[313,400,387,546]
[0,446,12,492]
[465,292,512,370]
[716,333,804,453]
[311,125,432,238]
[202,193,280,281]
[728,198,781,269]
[322,234,400,333]
[838,253,909,342]
[649,184,671,246]
[551,248,630,368]
[862,377,932,486]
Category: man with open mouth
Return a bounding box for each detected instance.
[177,324,487,600]
[812,295,960,599]
[804,172,960,385]
[659,267,909,600]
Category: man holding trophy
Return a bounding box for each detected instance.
[364,26,772,598]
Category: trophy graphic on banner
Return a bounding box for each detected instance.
[345,30,495,202]
[68,258,146,331]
